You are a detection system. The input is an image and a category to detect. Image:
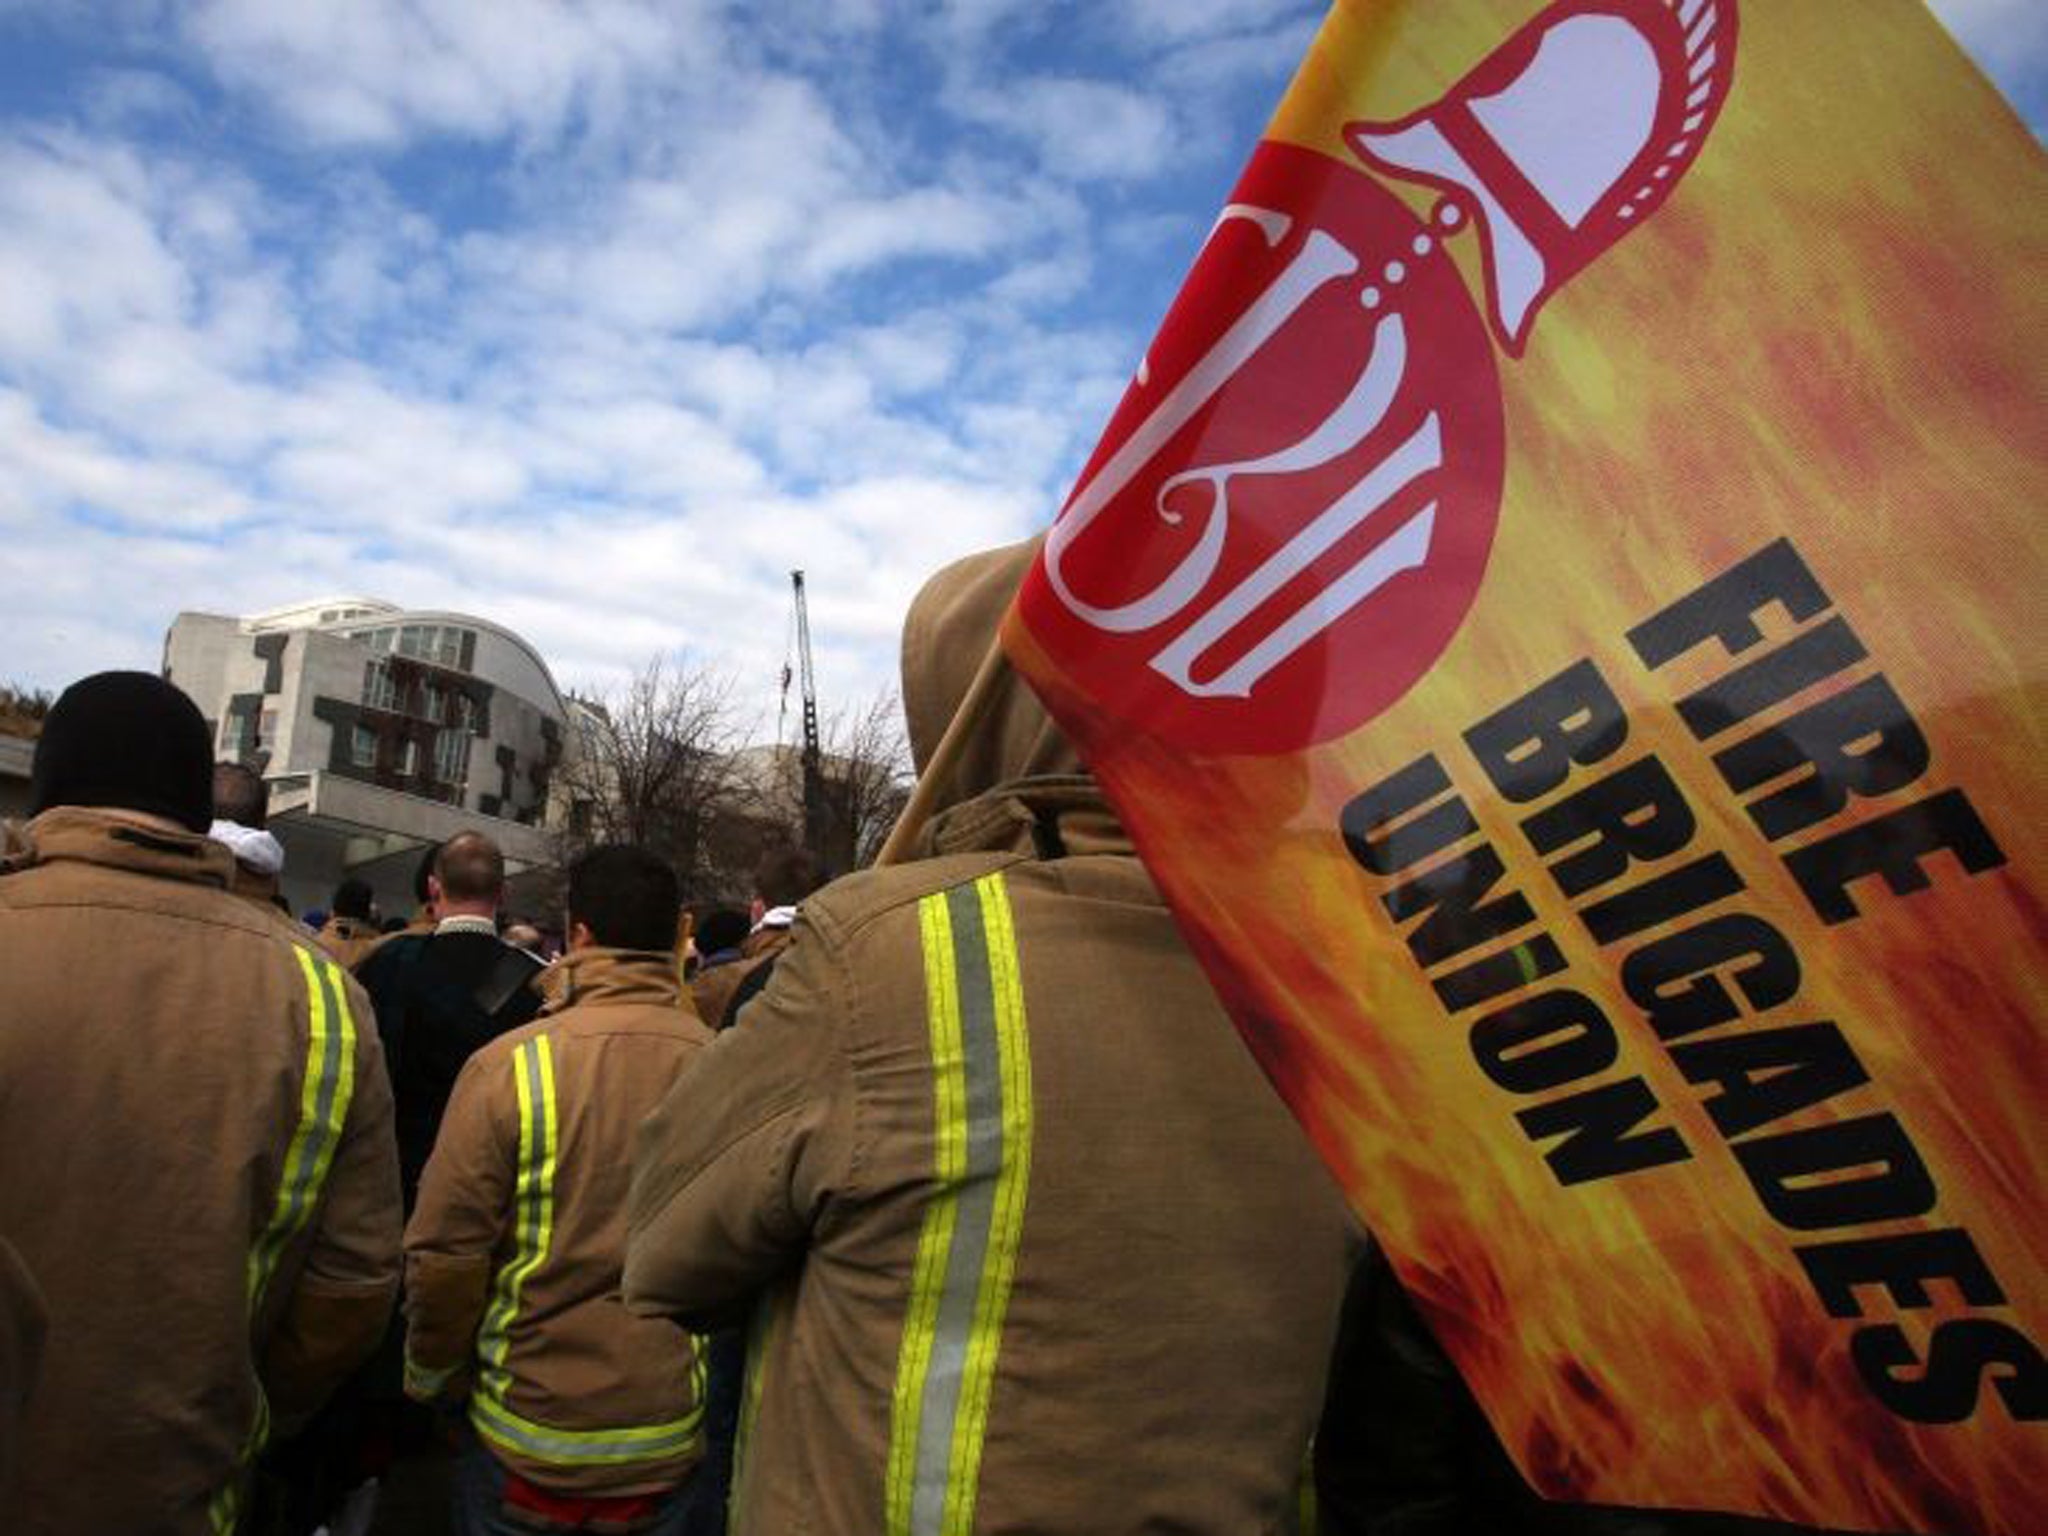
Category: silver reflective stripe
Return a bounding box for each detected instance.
[471,1390,702,1467]
[909,884,1005,1532]
[887,874,1034,1536]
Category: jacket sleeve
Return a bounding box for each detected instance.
[624,922,856,1331]
[402,1047,514,1403]
[262,971,403,1425]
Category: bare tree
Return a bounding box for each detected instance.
[553,655,755,901]
[723,689,913,879]
[822,690,914,870]
[0,683,53,739]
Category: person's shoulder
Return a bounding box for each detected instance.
[356,927,431,973]
[457,1014,542,1076]
[803,851,1029,947]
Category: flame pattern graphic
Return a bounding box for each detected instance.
[1008,3,2046,1531]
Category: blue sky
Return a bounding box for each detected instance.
[0,0,2040,724]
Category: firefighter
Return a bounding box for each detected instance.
[0,671,402,1535]
[405,843,716,1534]
[625,541,1358,1534]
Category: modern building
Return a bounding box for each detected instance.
[163,597,567,919]
[0,730,33,823]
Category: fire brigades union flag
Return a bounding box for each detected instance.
[1002,3,2045,1532]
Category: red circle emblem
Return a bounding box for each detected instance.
[1019,141,1506,755]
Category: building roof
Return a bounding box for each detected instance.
[224,597,567,721]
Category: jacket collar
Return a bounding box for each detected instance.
[540,946,682,1014]
[916,774,1133,861]
[9,806,237,890]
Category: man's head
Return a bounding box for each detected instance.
[29,672,213,833]
[754,846,823,910]
[211,762,269,830]
[431,831,505,918]
[696,906,751,957]
[331,877,375,922]
[565,845,681,954]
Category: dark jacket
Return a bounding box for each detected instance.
[355,923,545,1210]
[1316,1248,1901,1536]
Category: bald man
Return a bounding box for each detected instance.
[354,832,544,1211]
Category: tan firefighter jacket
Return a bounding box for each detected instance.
[404,946,715,1497]
[0,806,402,1536]
[317,913,383,971]
[0,1233,44,1499]
[688,922,792,1031]
[624,541,1358,1536]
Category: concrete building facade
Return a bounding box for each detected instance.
[164,597,566,918]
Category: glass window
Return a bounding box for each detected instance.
[363,660,402,714]
[397,738,418,776]
[351,723,376,768]
[434,727,470,788]
[257,708,278,752]
[423,685,446,724]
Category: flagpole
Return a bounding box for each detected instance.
[874,638,1009,866]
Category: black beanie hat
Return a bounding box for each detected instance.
[29,671,215,833]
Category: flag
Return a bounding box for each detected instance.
[1003,2,2046,1531]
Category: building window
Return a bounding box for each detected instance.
[422,685,446,724]
[257,708,278,753]
[351,724,377,768]
[363,660,403,714]
[397,738,419,777]
[434,727,471,789]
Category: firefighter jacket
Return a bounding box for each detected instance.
[404,946,715,1497]
[317,913,382,971]
[0,806,402,1536]
[688,923,792,1032]
[0,1234,44,1501]
[624,540,1358,1536]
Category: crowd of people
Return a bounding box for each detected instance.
[1,542,1842,1536]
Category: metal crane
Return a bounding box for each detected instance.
[789,570,827,867]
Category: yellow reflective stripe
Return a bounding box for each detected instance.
[476,1035,558,1404]
[216,949,359,1534]
[886,891,968,1536]
[942,875,1032,1535]
[404,1354,460,1400]
[471,1389,702,1468]
[886,874,1034,1536]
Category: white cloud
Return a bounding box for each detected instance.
[952,74,1179,182]
[182,0,720,148]
[0,0,1295,711]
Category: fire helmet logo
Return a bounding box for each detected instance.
[1021,0,1739,754]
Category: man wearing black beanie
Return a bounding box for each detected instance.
[26,669,214,831]
[0,670,402,1536]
